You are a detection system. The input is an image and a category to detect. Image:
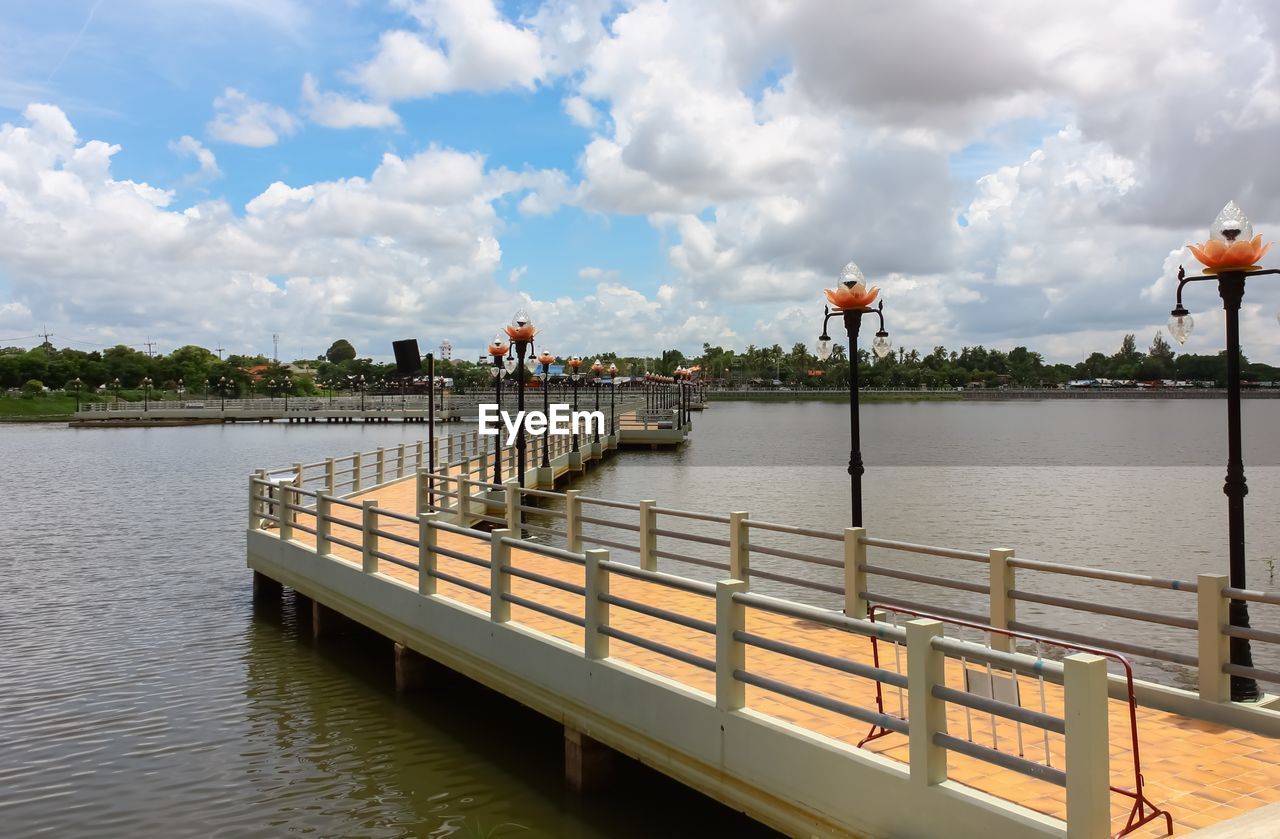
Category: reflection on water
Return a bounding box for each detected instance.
[1,399,1277,834]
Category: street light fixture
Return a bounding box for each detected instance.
[504,309,538,486]
[112,377,121,408]
[69,377,83,412]
[815,261,892,528]
[608,362,619,436]
[590,359,605,443]
[538,350,554,468]
[1168,200,1276,703]
[487,334,511,484]
[566,356,584,453]
[218,376,228,411]
[176,378,185,404]
[141,377,153,412]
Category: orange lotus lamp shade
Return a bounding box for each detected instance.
[608,363,618,375]
[568,355,582,369]
[1187,201,1270,272]
[487,334,509,358]
[504,308,537,342]
[591,359,605,374]
[538,351,554,366]
[824,261,880,310]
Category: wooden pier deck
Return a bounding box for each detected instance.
[257,473,1280,836]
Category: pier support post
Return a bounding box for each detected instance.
[565,490,583,553]
[729,512,750,583]
[715,580,748,711]
[252,571,282,601]
[1197,573,1231,703]
[906,619,947,786]
[638,500,657,572]
[844,527,866,618]
[394,643,435,693]
[312,599,340,641]
[564,726,615,792]
[1064,653,1110,839]
[988,548,1016,652]
[584,549,610,660]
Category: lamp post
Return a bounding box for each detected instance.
[1168,201,1276,703]
[112,377,121,408]
[487,335,511,484]
[69,377,82,412]
[218,376,227,411]
[816,261,892,528]
[567,356,583,453]
[590,359,604,442]
[176,378,184,405]
[141,377,153,412]
[538,350,554,468]
[608,362,618,436]
[357,375,366,412]
[504,309,538,486]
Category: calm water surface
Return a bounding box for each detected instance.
[2,400,1278,835]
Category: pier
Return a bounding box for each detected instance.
[246,430,1280,837]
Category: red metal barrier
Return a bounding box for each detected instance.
[862,604,1172,838]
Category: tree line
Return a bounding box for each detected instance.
[3,333,1278,396]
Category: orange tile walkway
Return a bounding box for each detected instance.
[278,477,1280,836]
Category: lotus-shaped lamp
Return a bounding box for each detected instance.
[591,359,604,374]
[487,334,509,358]
[608,363,618,376]
[538,351,554,367]
[1187,201,1270,272]
[824,261,880,310]
[568,355,582,370]
[504,308,537,342]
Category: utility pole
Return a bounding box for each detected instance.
[215,345,224,360]
[144,338,156,358]
[38,328,53,350]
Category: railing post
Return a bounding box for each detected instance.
[478,449,489,483]
[490,528,511,622]
[566,489,583,553]
[376,447,386,485]
[504,479,521,533]
[416,440,424,470]
[397,443,406,478]
[584,548,610,660]
[293,461,305,487]
[729,511,750,583]
[249,471,264,529]
[845,527,867,618]
[325,458,336,493]
[988,548,1016,652]
[352,451,364,491]
[419,512,438,595]
[1064,653,1110,839]
[447,434,456,464]
[456,475,471,525]
[416,469,430,514]
[1197,573,1231,703]
[906,619,947,786]
[638,500,657,572]
[315,493,331,555]
[362,500,379,574]
[715,579,748,711]
[278,483,294,541]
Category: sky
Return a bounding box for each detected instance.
[2,0,1280,365]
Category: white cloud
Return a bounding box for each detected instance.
[206,88,298,147]
[300,74,400,129]
[353,0,543,100]
[563,95,596,128]
[169,135,222,182]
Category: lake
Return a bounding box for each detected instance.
[2,399,1277,835]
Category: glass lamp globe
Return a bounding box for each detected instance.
[525,357,539,374]
[504,357,518,374]
[488,366,501,378]
[1168,312,1194,345]
[511,308,531,328]
[872,333,892,359]
[816,337,833,361]
[838,261,865,287]
[1211,201,1252,243]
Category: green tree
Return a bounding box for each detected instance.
[326,338,357,363]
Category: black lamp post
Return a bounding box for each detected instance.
[112,377,121,407]
[141,377,153,412]
[608,363,618,436]
[1168,201,1277,703]
[218,376,228,411]
[357,375,366,412]
[176,378,184,404]
[504,309,538,486]
[538,350,554,468]
[567,356,583,453]
[816,261,892,528]
[487,335,511,484]
[590,359,604,442]
[69,377,82,412]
